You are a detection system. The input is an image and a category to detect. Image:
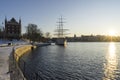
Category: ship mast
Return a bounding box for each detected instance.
[55,16,68,38]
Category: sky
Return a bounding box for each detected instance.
[0,0,120,37]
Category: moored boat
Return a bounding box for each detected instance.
[56,38,67,45]
[54,16,69,46]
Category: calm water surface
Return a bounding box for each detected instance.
[20,42,120,80]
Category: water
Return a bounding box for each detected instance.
[20,42,120,80]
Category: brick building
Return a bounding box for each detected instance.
[5,17,21,39]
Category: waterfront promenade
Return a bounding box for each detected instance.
[0,46,12,80]
[0,40,51,80]
[0,40,29,80]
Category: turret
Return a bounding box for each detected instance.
[19,17,21,35]
[5,16,7,25]
[19,17,21,25]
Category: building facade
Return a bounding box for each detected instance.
[5,18,21,39]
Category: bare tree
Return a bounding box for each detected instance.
[45,32,51,38]
[26,24,43,42]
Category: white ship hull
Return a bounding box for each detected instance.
[56,38,67,46]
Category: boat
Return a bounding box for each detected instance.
[54,16,68,46]
[56,38,67,45]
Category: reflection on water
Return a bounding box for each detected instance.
[103,42,118,80]
[20,42,120,79]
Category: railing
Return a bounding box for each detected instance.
[19,58,44,80]
[11,44,51,80]
[13,45,41,80]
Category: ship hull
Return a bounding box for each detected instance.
[56,38,67,46]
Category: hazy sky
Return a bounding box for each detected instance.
[0,0,120,36]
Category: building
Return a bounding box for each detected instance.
[5,17,21,39]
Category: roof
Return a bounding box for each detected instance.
[7,18,19,24]
[10,18,16,22]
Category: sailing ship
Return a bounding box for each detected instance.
[54,16,68,46]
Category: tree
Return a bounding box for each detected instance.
[26,24,43,42]
[45,32,51,38]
